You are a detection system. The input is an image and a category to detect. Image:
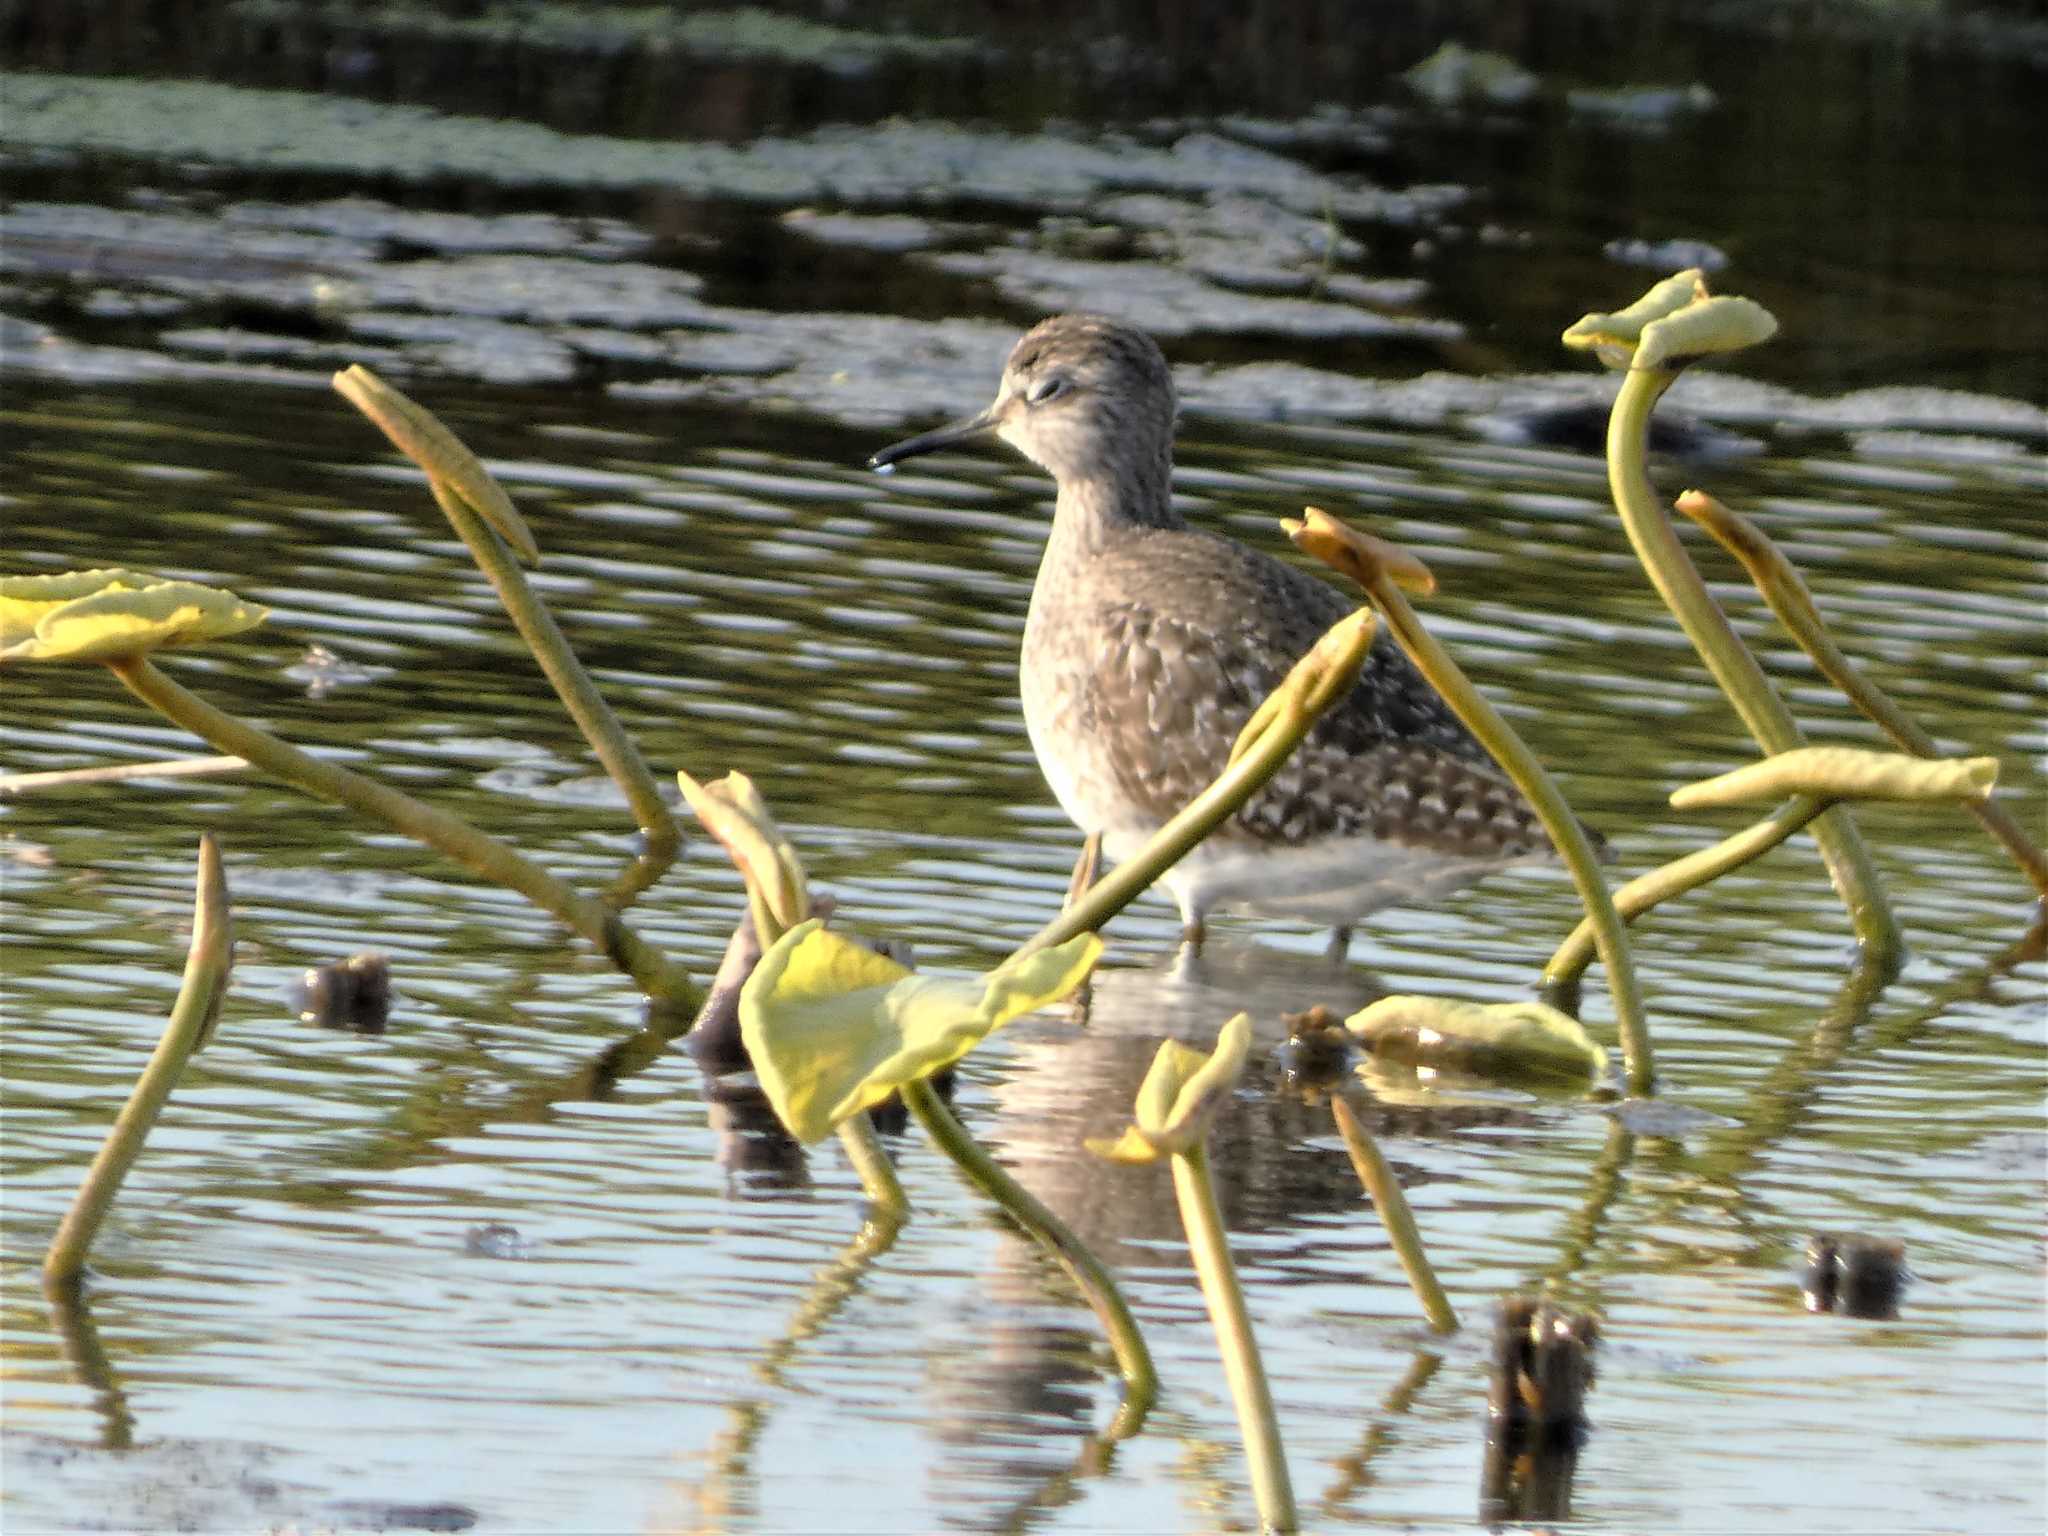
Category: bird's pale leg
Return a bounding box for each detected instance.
[1061,831,1102,913]
[1060,831,1103,1021]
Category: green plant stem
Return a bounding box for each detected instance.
[1605,369,1900,953]
[426,480,680,858]
[835,1110,909,1218]
[108,656,697,1007]
[900,1077,1157,1435]
[1545,797,1825,986]
[1013,615,1375,961]
[1171,1143,1297,1533]
[1327,1093,1459,1334]
[1363,576,1656,1094]
[44,835,231,1287]
[1676,489,2048,898]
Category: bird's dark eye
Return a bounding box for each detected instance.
[1026,375,1069,405]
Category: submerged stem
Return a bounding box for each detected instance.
[1172,1144,1298,1532]
[1328,1093,1459,1334]
[45,835,232,1287]
[1605,370,1900,954]
[107,657,696,1007]
[900,1078,1156,1435]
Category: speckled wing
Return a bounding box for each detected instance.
[1069,531,1555,858]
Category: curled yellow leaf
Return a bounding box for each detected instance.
[678,769,811,940]
[741,919,1102,1144]
[0,569,268,665]
[1671,746,1998,809]
[1561,269,1705,362]
[1635,295,1778,369]
[1228,608,1377,766]
[1087,1013,1253,1164]
[1562,271,1778,371]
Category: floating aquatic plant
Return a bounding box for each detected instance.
[682,766,1151,1422]
[678,768,904,1213]
[1346,996,1609,1085]
[1089,1014,1296,1530]
[1670,746,1998,810]
[0,568,267,664]
[2,563,694,1003]
[1547,746,2004,988]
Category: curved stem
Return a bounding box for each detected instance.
[1014,613,1376,960]
[426,479,681,860]
[834,1110,909,1219]
[1675,489,2048,898]
[1545,796,1827,987]
[335,365,678,857]
[900,1078,1156,1436]
[1363,577,1657,1094]
[1172,1144,1297,1532]
[1328,1093,1458,1334]
[1606,370,1900,954]
[45,834,231,1287]
[108,657,697,1007]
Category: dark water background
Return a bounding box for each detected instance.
[3,4,2043,1530]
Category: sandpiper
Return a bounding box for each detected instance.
[870,313,1561,951]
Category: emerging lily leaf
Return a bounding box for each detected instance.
[0,569,268,665]
[1347,996,1608,1084]
[1228,608,1377,766]
[1088,1012,1253,1164]
[1284,507,1437,596]
[1635,295,1778,369]
[333,365,541,565]
[1562,270,1776,371]
[678,769,811,942]
[1561,268,1704,363]
[741,919,1101,1144]
[1672,746,1998,809]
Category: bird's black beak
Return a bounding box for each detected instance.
[867,406,1002,471]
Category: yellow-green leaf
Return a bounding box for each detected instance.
[741,919,1101,1144]
[0,569,268,665]
[678,768,811,942]
[1672,746,1998,809]
[1561,269,1704,362]
[1635,295,1778,369]
[1086,1013,1252,1163]
[333,365,540,565]
[1346,996,1607,1083]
